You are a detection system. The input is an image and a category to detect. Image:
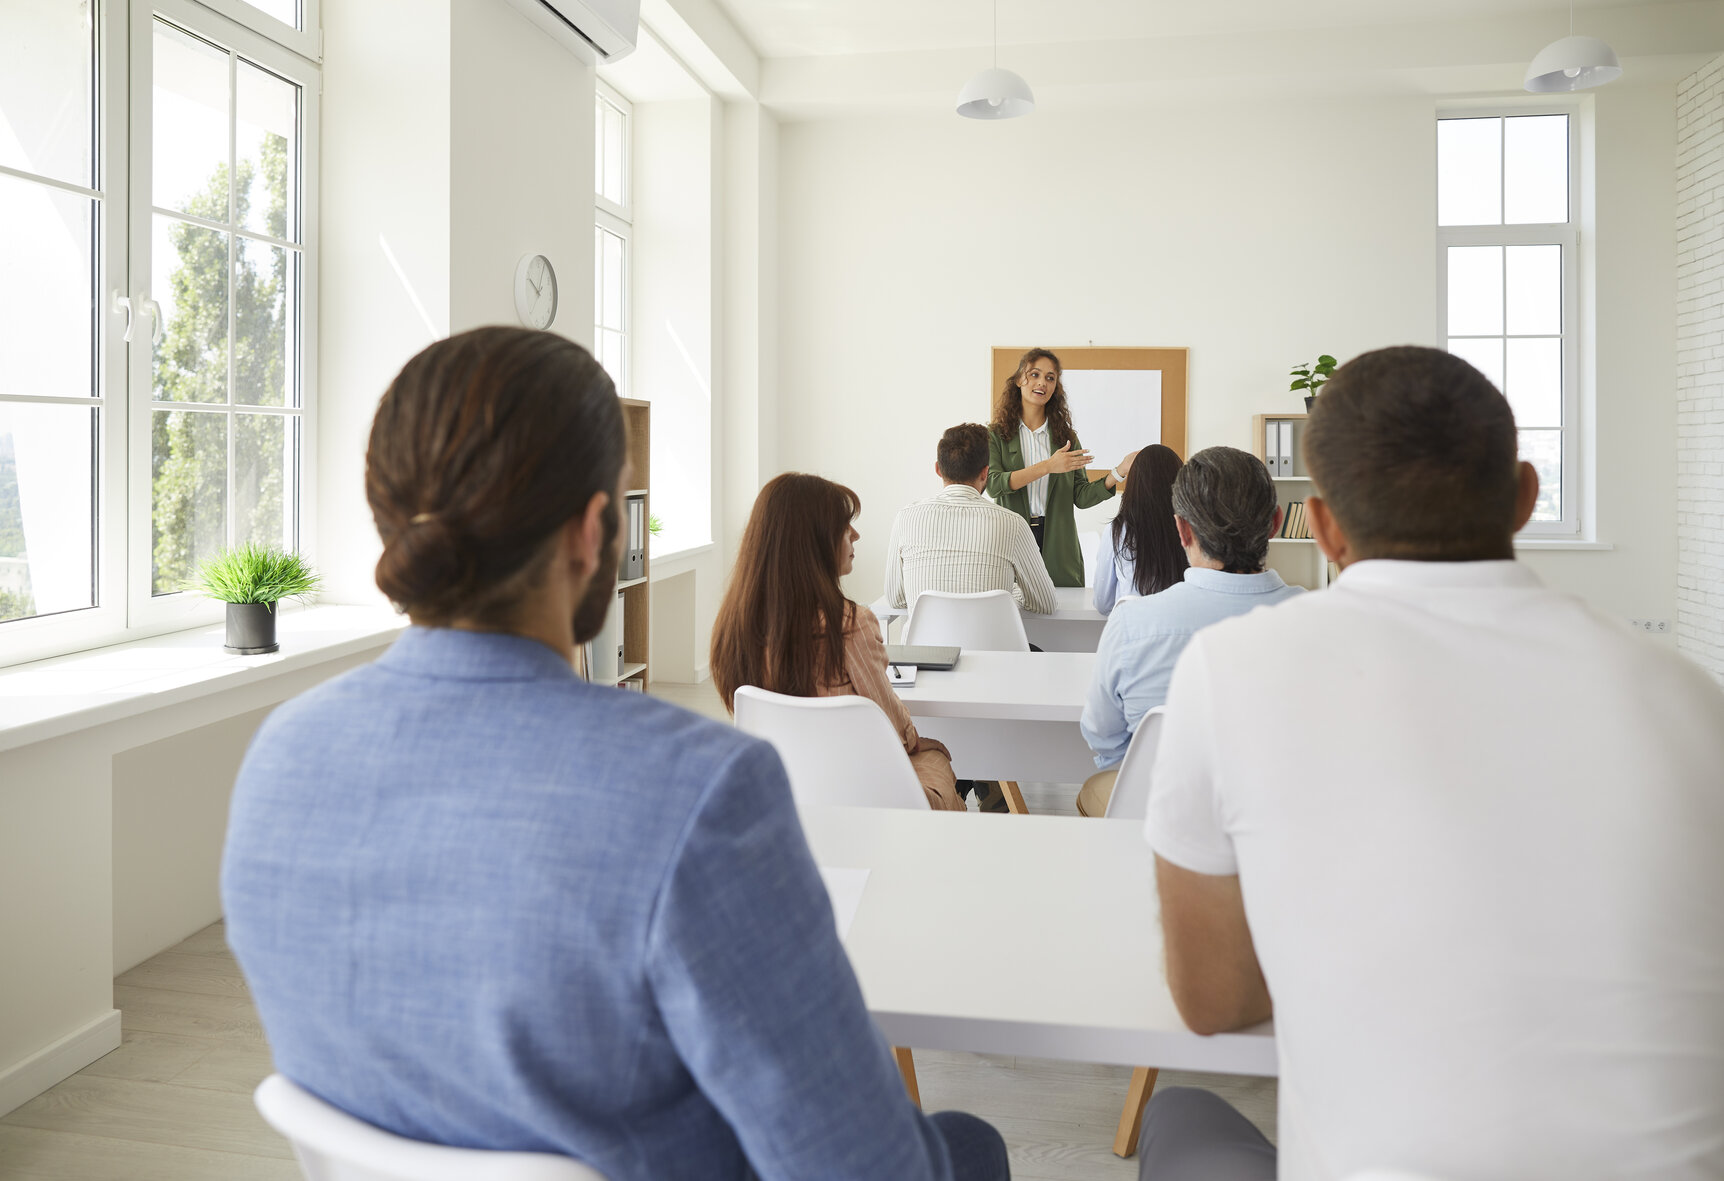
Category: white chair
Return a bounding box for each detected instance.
[733,686,928,811]
[901,589,1030,652]
[1102,707,1166,821]
[253,1074,607,1181]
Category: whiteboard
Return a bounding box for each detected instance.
[1061,369,1162,470]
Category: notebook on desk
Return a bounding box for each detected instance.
[885,644,960,671]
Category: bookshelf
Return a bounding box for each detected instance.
[577,398,651,690]
[1251,413,1333,591]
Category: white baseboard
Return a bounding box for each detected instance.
[0,1009,122,1118]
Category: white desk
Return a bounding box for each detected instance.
[871,586,1107,653]
[894,650,1096,783]
[803,806,1277,1075]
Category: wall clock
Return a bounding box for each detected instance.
[514,253,558,329]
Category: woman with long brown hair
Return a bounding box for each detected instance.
[1093,443,1188,614]
[711,473,964,811]
[987,348,1136,587]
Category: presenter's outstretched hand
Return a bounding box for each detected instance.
[1045,442,1093,474]
[1117,449,1141,477]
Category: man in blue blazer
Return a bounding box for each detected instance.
[222,327,1009,1181]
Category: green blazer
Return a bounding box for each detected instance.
[986,427,1116,588]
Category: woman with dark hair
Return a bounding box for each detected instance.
[224,329,1009,1180]
[712,473,964,812]
[1093,443,1189,615]
[986,348,1136,587]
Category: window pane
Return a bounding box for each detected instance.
[1447,246,1503,336]
[236,238,291,406]
[1519,429,1561,523]
[0,174,94,400]
[152,409,226,594]
[154,215,230,404]
[0,0,95,188]
[1447,337,1504,393]
[594,100,607,198]
[0,402,96,622]
[1505,337,1562,428]
[601,229,625,331]
[153,22,231,219]
[240,0,298,27]
[236,62,297,240]
[1506,244,1562,337]
[594,225,605,328]
[234,413,287,548]
[1438,117,1501,226]
[1505,114,1568,225]
[602,104,625,206]
[600,329,625,387]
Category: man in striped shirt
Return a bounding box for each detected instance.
[884,423,1059,615]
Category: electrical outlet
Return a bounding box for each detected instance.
[1629,619,1670,634]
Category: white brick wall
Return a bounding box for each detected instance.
[1676,54,1724,682]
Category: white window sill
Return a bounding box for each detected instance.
[1513,539,1615,551]
[649,544,715,576]
[0,604,406,756]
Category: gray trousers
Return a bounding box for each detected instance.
[1137,1087,1277,1181]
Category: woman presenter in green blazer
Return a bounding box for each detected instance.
[987,348,1135,587]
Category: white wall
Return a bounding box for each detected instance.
[776,86,1681,630]
[1676,54,1724,680]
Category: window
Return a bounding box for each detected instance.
[594,84,630,393]
[1437,111,1579,535]
[0,0,317,665]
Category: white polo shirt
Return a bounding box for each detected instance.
[1146,559,1724,1180]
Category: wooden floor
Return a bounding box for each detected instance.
[0,677,1275,1181]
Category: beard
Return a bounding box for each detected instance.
[571,499,623,644]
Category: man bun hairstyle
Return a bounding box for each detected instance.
[1170,446,1280,574]
[936,423,991,485]
[1303,346,1519,561]
[367,326,625,625]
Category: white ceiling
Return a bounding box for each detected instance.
[714,0,1684,59]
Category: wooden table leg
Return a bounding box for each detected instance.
[894,1047,921,1108]
[1112,1066,1158,1158]
[1000,780,1029,814]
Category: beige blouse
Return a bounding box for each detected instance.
[817,610,963,812]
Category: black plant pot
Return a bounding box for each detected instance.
[1304,396,1317,412]
[225,602,279,655]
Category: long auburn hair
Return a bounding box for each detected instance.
[991,348,1078,451]
[711,473,862,712]
[1111,443,1188,597]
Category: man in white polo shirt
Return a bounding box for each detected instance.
[1136,346,1724,1180]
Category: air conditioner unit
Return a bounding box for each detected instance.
[504,0,640,63]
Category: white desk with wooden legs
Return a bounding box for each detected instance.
[803,806,1277,1155]
[871,586,1108,653]
[893,650,1098,791]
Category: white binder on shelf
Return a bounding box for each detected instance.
[1264,419,1281,473]
[1278,421,1295,477]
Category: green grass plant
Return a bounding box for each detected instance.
[189,543,321,606]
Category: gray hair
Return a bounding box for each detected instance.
[1169,446,1280,573]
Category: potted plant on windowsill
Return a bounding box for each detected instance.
[1290,355,1339,411]
[190,543,321,655]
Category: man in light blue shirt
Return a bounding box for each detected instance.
[1077,446,1302,816]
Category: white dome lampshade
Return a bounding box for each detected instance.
[1524,34,1622,92]
[956,67,1035,120]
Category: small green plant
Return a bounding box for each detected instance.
[648,514,663,536]
[189,543,320,607]
[1290,355,1339,399]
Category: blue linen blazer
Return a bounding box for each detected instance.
[222,627,957,1181]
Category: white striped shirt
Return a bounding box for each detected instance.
[882,484,1058,614]
[1018,419,1053,517]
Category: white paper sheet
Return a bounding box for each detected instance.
[1060,368,1163,469]
[818,866,870,942]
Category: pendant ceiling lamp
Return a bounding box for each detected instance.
[957,0,1034,120]
[1524,1,1622,92]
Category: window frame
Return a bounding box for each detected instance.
[1435,105,1584,538]
[0,0,318,669]
[189,0,319,62]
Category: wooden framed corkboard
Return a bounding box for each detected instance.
[990,347,1190,467]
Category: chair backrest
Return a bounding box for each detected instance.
[902,589,1029,652]
[254,1075,607,1181]
[733,686,929,811]
[1103,706,1166,820]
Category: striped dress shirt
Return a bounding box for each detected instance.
[1018,419,1053,516]
[883,483,1058,614]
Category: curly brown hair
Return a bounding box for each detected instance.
[991,348,1077,451]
